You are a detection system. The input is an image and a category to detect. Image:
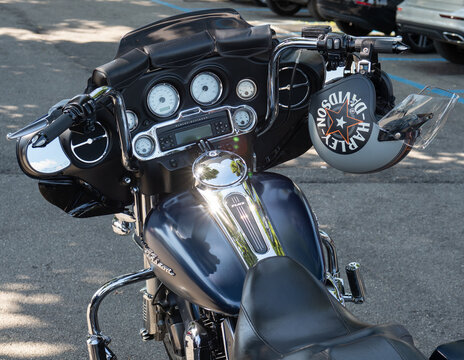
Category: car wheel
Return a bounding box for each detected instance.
[401,33,435,53]
[434,40,464,64]
[335,21,371,36]
[307,0,325,20]
[266,0,302,16]
[252,0,268,7]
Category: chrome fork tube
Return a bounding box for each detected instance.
[259,37,318,136]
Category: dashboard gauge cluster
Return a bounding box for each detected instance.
[135,71,260,127]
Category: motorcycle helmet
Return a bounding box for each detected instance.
[308,74,457,173]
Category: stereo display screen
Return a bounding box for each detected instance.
[175,125,213,146]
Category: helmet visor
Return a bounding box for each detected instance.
[378,87,458,149]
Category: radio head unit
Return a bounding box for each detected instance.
[132,105,257,161]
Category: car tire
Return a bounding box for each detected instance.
[335,21,371,36]
[401,33,435,54]
[266,0,302,16]
[252,0,268,7]
[434,40,464,64]
[307,0,325,20]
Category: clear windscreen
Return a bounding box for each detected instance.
[378,87,458,149]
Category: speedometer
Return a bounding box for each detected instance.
[147,83,180,118]
[190,72,222,106]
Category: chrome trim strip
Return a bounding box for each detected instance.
[193,151,284,269]
[132,105,257,161]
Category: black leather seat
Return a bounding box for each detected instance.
[233,256,426,360]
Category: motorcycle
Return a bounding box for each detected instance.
[7,8,463,360]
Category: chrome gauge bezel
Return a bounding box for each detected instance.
[232,106,257,131]
[125,110,139,131]
[236,79,257,101]
[134,135,156,158]
[190,71,223,106]
[147,82,180,118]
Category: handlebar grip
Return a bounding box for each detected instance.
[350,37,409,54]
[31,111,74,147]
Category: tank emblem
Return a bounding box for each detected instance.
[314,92,372,154]
[144,248,176,276]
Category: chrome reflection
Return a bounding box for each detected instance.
[26,137,70,174]
[193,150,284,269]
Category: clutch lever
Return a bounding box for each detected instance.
[6,99,68,141]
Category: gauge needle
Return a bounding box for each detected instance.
[72,134,108,149]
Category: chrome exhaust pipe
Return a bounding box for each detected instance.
[443,32,464,44]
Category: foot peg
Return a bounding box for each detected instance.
[343,262,366,304]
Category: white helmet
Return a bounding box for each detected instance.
[308,74,457,173]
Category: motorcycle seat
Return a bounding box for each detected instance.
[233,256,426,360]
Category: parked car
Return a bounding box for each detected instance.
[266,0,321,16]
[315,0,435,53]
[397,0,464,63]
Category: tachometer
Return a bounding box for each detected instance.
[147,83,180,118]
[190,72,222,105]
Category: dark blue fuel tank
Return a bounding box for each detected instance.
[144,172,325,316]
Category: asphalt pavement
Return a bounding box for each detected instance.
[0,0,463,359]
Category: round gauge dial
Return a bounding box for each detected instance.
[134,136,155,157]
[236,79,257,100]
[190,72,222,105]
[147,83,180,118]
[233,108,254,129]
[125,110,138,131]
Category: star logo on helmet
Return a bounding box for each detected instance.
[325,100,364,144]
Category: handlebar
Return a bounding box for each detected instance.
[30,112,74,147]
[9,25,408,169]
[259,30,409,136]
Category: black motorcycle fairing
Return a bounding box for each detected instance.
[90,9,273,90]
[92,48,150,89]
[16,105,133,216]
[233,256,426,360]
[38,178,126,218]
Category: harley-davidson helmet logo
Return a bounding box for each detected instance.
[315,91,372,154]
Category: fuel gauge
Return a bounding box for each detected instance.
[236,79,257,101]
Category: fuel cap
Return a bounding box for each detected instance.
[192,150,247,188]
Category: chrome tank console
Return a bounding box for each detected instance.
[192,150,285,268]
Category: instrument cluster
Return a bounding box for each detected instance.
[123,66,263,161]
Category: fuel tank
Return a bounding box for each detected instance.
[144,172,325,316]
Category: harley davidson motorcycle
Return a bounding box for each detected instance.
[7,8,463,360]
